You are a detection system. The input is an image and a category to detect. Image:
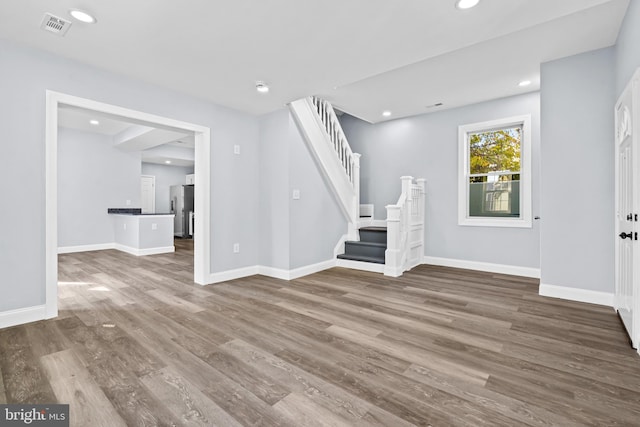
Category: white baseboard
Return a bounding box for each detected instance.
[0,305,47,329]
[58,243,115,254]
[257,266,291,281]
[206,260,337,285]
[260,259,336,281]
[539,283,614,307]
[336,258,385,273]
[423,256,540,279]
[59,243,174,256]
[114,244,175,256]
[207,265,260,284]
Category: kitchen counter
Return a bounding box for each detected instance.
[108,209,175,256]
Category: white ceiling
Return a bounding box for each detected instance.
[58,106,133,136]
[58,106,194,166]
[0,0,630,123]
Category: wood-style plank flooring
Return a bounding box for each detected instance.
[1,239,640,426]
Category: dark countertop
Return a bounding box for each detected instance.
[108,208,141,214]
[108,208,173,216]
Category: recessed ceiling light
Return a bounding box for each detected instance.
[456,0,480,10]
[165,160,172,164]
[382,111,392,117]
[256,81,269,93]
[69,9,96,24]
[519,80,532,87]
[89,119,99,125]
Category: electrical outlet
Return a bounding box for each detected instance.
[292,189,300,200]
[126,200,131,206]
[151,223,158,230]
[234,144,241,155]
[233,243,240,253]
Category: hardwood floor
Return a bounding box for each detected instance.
[1,241,639,426]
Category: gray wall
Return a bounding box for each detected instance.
[259,109,346,270]
[141,163,194,213]
[616,0,640,95]
[340,92,541,269]
[58,128,141,247]
[259,110,291,270]
[540,48,615,292]
[537,1,640,294]
[0,39,259,312]
[288,111,346,269]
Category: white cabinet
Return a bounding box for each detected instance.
[186,174,195,185]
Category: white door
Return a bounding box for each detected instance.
[141,175,155,214]
[615,73,639,349]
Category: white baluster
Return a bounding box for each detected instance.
[385,204,402,277]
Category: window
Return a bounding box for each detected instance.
[458,115,532,228]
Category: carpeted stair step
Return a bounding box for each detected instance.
[343,240,386,259]
[337,253,385,264]
[359,227,387,244]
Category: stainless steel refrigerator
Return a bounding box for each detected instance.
[170,184,194,238]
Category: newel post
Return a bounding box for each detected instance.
[384,204,402,277]
[401,176,413,199]
[416,178,426,218]
[353,153,361,220]
[346,153,362,242]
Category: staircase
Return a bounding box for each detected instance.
[289,96,425,277]
[337,227,387,264]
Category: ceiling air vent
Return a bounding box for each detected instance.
[40,13,72,36]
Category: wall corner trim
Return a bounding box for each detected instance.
[539,283,615,307]
[0,305,47,329]
[207,266,260,284]
[206,260,337,285]
[260,259,336,281]
[423,256,540,279]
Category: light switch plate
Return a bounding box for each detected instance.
[292,189,300,200]
[234,144,241,155]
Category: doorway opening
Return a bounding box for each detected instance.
[45,91,211,319]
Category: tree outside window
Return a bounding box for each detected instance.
[458,115,532,228]
[469,127,521,217]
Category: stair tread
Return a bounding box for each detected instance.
[360,227,387,232]
[345,241,386,248]
[337,254,385,264]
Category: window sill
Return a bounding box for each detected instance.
[459,217,532,228]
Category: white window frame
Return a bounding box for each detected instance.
[458,115,532,228]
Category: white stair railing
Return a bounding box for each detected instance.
[311,97,358,185]
[289,97,360,240]
[385,177,426,277]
